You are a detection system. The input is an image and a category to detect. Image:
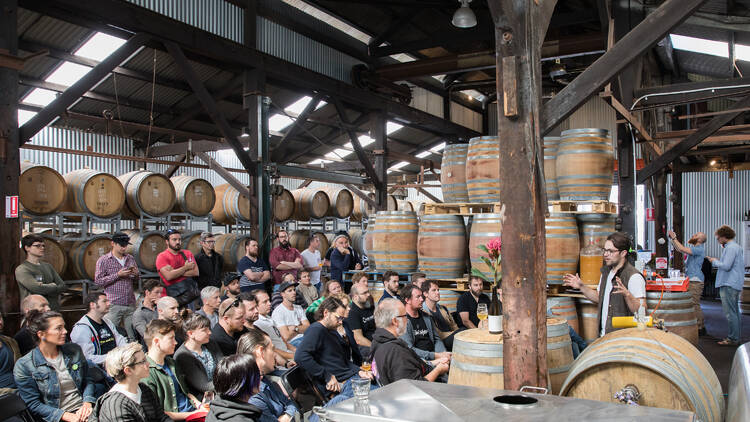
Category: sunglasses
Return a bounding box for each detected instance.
[222,298,242,317]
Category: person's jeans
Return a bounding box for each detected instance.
[308,375,378,422]
[719,286,741,342]
[272,283,281,293]
[106,304,136,339]
[289,336,304,348]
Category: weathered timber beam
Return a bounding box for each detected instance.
[637,94,750,183]
[275,93,323,151]
[676,161,750,172]
[344,184,377,210]
[194,151,256,210]
[416,187,442,204]
[654,124,750,139]
[601,93,654,142]
[148,140,233,158]
[297,179,313,189]
[541,0,708,135]
[19,33,148,143]
[331,97,382,188]
[62,111,221,142]
[276,165,367,185]
[685,145,750,156]
[165,154,186,177]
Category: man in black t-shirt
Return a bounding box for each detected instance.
[456,276,491,329]
[237,238,272,292]
[70,292,128,366]
[346,283,376,356]
[398,285,449,362]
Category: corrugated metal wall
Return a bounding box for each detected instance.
[126,0,243,42]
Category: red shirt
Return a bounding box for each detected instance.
[269,246,302,284]
[155,249,196,293]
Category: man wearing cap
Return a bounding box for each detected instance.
[221,273,242,301]
[268,230,303,292]
[94,231,140,337]
[195,232,224,290]
[272,281,310,348]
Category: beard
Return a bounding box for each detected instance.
[169,243,181,251]
[280,240,290,249]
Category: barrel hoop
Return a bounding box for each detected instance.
[546,340,572,350]
[661,319,698,327]
[419,257,465,262]
[647,299,694,306]
[470,232,503,238]
[545,234,579,240]
[454,341,504,355]
[580,313,598,318]
[452,361,504,373]
[441,182,468,188]
[648,307,695,314]
[548,363,573,375]
[418,231,467,238]
[466,178,501,184]
[561,128,610,137]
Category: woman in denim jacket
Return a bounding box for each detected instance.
[13,310,97,422]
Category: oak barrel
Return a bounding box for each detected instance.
[466,136,501,203]
[62,169,125,218]
[171,175,216,217]
[118,170,176,218]
[440,143,469,202]
[364,216,376,269]
[468,214,502,281]
[292,188,330,220]
[646,291,698,345]
[273,188,295,222]
[546,213,579,285]
[576,297,600,344]
[547,296,579,333]
[63,234,112,280]
[321,187,353,219]
[372,211,418,272]
[349,228,365,260]
[212,184,252,225]
[368,280,384,303]
[560,328,724,422]
[123,229,165,272]
[19,162,67,215]
[23,232,68,276]
[543,136,560,201]
[182,231,203,256]
[351,193,397,221]
[214,233,252,272]
[438,289,460,313]
[556,128,614,201]
[418,215,466,279]
[577,213,615,250]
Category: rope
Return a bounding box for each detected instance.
[145,49,157,158]
[111,72,127,140]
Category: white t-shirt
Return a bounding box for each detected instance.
[598,270,646,336]
[110,383,142,404]
[115,256,127,267]
[300,249,322,285]
[254,314,290,352]
[272,303,306,342]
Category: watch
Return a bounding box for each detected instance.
[294,326,299,333]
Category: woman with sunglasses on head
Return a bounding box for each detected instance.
[205,354,262,422]
[14,310,97,422]
[91,342,170,422]
[175,314,223,397]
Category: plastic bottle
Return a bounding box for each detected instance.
[579,241,604,286]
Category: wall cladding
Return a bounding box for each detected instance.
[126,0,243,42]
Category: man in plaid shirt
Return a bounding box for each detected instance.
[94,232,140,338]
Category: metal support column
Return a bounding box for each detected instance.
[257,96,272,257]
[372,112,388,210]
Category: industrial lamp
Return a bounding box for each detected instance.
[452,0,477,28]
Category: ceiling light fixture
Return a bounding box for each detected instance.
[710,159,717,166]
[452,0,477,29]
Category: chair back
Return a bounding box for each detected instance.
[280,365,328,412]
[0,393,36,422]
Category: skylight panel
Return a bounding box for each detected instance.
[74,32,127,61]
[670,34,728,58]
[736,44,750,62]
[281,0,371,44]
[45,62,92,87]
[18,110,37,126]
[389,161,409,170]
[430,142,446,153]
[22,88,58,107]
[285,96,327,115]
[268,114,294,131]
[386,121,403,134]
[415,151,431,158]
[358,135,375,146]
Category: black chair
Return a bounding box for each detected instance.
[0,393,36,422]
[279,365,327,413]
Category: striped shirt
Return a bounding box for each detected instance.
[94,252,138,306]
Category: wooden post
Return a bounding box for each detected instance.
[372,112,388,211]
[672,169,684,271]
[0,0,21,329]
[654,170,669,276]
[487,0,554,391]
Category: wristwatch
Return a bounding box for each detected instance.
[294,325,299,333]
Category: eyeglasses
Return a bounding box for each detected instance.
[31,243,46,248]
[395,314,407,319]
[203,240,216,244]
[333,314,345,322]
[222,298,242,317]
[129,359,148,367]
[603,248,621,255]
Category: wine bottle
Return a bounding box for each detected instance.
[488,283,502,334]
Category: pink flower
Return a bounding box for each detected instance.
[486,237,502,252]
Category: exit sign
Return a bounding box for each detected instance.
[5,195,18,218]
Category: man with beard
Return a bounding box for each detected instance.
[210,298,249,355]
[346,283,375,356]
[132,279,163,341]
[269,230,303,292]
[707,225,744,346]
[70,292,128,366]
[157,296,187,348]
[238,239,271,293]
[93,232,139,338]
[239,291,260,330]
[272,281,309,347]
[378,271,402,304]
[456,276,490,329]
[564,232,646,336]
[399,285,449,362]
[668,230,708,336]
[254,290,297,368]
[156,229,200,307]
[221,272,242,301]
[370,298,450,385]
[195,232,224,289]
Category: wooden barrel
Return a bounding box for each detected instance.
[418,215,466,279]
[647,291,698,345]
[19,162,67,215]
[575,297,599,344]
[556,128,614,201]
[372,211,418,272]
[63,234,112,280]
[466,136,501,203]
[212,184,252,225]
[577,213,615,249]
[368,280,384,303]
[468,214,502,281]
[23,232,68,276]
[547,296,579,333]
[214,233,252,272]
[741,277,750,315]
[349,228,365,259]
[62,169,125,218]
[351,192,375,222]
[440,143,469,203]
[543,136,560,201]
[273,188,295,222]
[289,230,330,256]
[321,187,353,218]
[560,328,724,422]
[118,170,176,218]
[182,230,202,256]
[448,318,573,394]
[292,188,330,220]
[123,229,165,271]
[438,289,461,313]
[546,214,579,285]
[364,215,376,269]
[171,175,216,216]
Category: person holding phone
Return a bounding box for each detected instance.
[95,232,140,338]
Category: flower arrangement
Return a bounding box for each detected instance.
[471,236,502,287]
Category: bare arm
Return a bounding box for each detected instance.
[563,274,600,303]
[612,277,645,313]
[159,264,190,281]
[351,329,372,347]
[459,311,476,329]
[277,325,296,342]
[668,232,693,255]
[424,362,449,382]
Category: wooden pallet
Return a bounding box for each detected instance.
[431,277,494,291]
[549,200,617,214]
[423,202,505,216]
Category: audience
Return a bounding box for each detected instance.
[132,280,163,341]
[271,274,308,310]
[378,271,401,304]
[221,273,242,301]
[346,283,375,357]
[197,286,221,328]
[14,310,97,422]
[253,291,296,367]
[294,297,374,404]
[239,292,260,330]
[237,239,271,293]
[268,230,303,292]
[156,297,186,348]
[0,314,20,394]
[329,235,361,283]
[328,293,363,367]
[300,235,323,292]
[399,285,449,363]
[205,355,262,422]
[15,234,67,310]
[456,276,490,329]
[237,330,299,422]
[174,314,223,398]
[305,280,343,316]
[94,232,139,339]
[92,342,170,422]
[70,292,128,366]
[16,294,51,356]
[272,281,310,347]
[143,320,201,420]
[210,298,249,356]
[296,270,319,307]
[350,272,369,294]
[370,298,450,385]
[195,232,224,290]
[155,229,200,308]
[420,280,461,350]
[411,273,427,289]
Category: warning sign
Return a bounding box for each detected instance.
[5,196,18,218]
[655,257,668,269]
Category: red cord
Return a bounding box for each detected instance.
[648,274,666,319]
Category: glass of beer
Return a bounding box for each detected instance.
[477,303,488,328]
[361,360,371,372]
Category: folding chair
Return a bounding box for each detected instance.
[0,393,36,422]
[279,365,328,413]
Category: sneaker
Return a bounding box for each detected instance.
[698,327,707,336]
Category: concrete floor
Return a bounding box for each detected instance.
[697,299,750,394]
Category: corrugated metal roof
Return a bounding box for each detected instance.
[675,50,733,79]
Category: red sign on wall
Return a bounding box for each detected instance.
[646,208,655,222]
[655,257,668,269]
[5,196,18,218]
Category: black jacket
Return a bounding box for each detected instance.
[294,322,359,393]
[370,328,427,386]
[173,342,224,397]
[205,397,261,422]
[196,250,225,289]
[91,383,171,422]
